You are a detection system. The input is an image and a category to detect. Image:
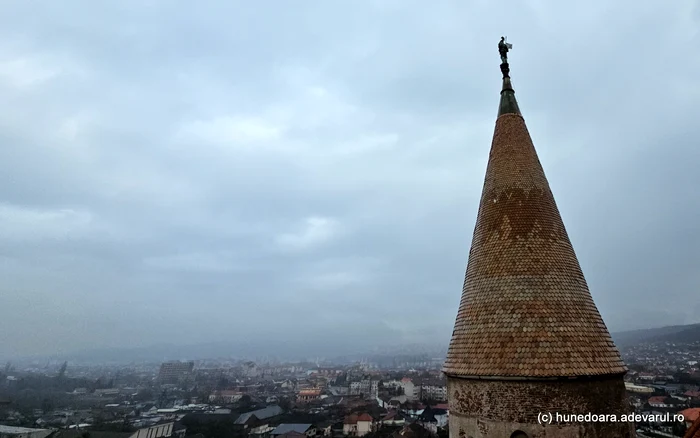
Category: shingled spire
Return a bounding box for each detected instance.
[443,43,625,380]
[443,41,634,438]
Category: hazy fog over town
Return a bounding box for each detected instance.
[1,0,699,363]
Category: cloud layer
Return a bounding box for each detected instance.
[1,0,699,359]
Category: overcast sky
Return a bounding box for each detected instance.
[0,0,699,360]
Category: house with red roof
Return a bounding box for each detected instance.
[685,413,700,438]
[648,396,673,408]
[343,413,374,437]
[684,390,700,400]
[297,389,321,403]
[681,408,700,430]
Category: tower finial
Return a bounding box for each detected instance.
[497,37,519,116]
[498,36,511,78]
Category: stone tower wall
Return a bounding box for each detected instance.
[447,375,635,438]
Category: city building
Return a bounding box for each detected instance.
[275,432,306,438]
[131,422,175,438]
[380,411,406,427]
[416,406,448,434]
[399,378,419,401]
[297,389,321,403]
[208,390,243,403]
[349,377,378,400]
[624,383,654,394]
[234,405,284,427]
[158,361,194,384]
[443,45,634,437]
[52,422,181,438]
[647,396,674,408]
[270,424,315,438]
[343,413,373,437]
[391,424,432,438]
[419,381,447,402]
[685,413,700,438]
[682,409,700,430]
[0,426,52,438]
[242,362,259,378]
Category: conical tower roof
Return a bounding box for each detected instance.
[443,59,626,379]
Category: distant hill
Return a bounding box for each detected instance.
[9,325,697,365]
[11,340,448,366]
[612,323,700,347]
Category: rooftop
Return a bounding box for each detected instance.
[0,426,50,434]
[682,408,700,423]
[345,413,373,424]
[53,430,132,438]
[685,414,700,438]
[234,405,283,424]
[277,433,306,438]
[271,424,312,435]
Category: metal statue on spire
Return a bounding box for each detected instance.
[498,36,510,63]
[498,36,512,78]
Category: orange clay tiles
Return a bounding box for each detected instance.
[685,413,700,438]
[443,111,627,378]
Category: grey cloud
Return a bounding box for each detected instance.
[0,0,699,359]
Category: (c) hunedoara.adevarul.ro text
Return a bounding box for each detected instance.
[537,412,685,425]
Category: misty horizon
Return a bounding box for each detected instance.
[4,323,696,366]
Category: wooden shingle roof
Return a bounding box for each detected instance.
[443,77,627,379]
